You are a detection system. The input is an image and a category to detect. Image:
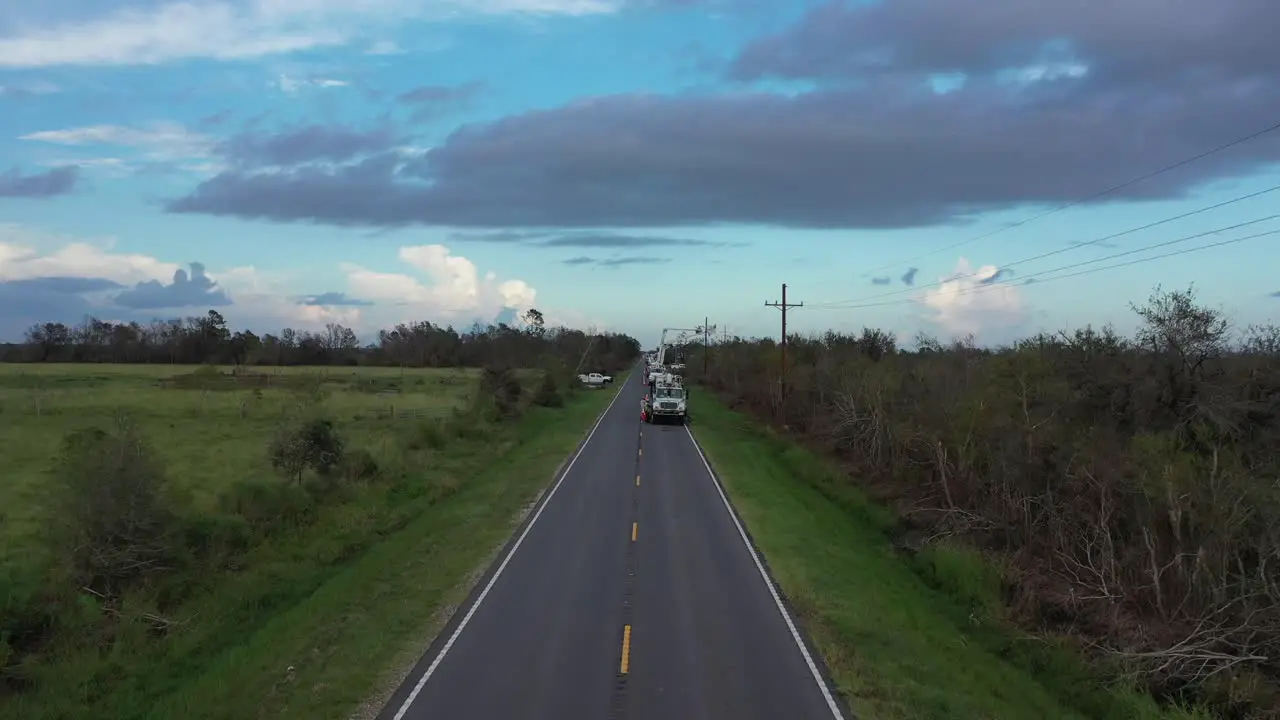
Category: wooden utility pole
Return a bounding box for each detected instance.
[764,283,803,407]
[703,316,710,375]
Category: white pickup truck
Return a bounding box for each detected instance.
[578,372,613,387]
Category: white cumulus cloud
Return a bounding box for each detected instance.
[919,258,1026,341]
[344,244,537,326]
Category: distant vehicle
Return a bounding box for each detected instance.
[578,372,613,387]
[643,383,688,425]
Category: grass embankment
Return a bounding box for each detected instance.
[0,363,624,719]
[688,390,1207,720]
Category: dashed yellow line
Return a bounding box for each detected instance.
[631,522,638,542]
[619,625,632,674]
[635,475,640,486]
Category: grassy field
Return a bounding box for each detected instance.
[687,389,1210,720]
[0,364,485,541]
[0,362,624,719]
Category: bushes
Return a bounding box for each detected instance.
[43,418,182,599]
[691,286,1280,715]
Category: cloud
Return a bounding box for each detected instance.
[0,80,60,97]
[919,258,1025,339]
[901,267,918,286]
[167,0,1280,229]
[562,255,670,267]
[21,122,214,164]
[0,230,178,285]
[276,74,349,94]
[216,123,403,167]
[870,275,891,285]
[447,231,729,248]
[341,244,537,324]
[0,276,124,294]
[113,262,232,309]
[397,82,484,121]
[0,166,80,198]
[0,228,382,339]
[0,0,625,68]
[299,291,373,306]
[365,39,403,55]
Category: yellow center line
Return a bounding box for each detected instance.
[635,475,640,486]
[631,522,638,542]
[619,625,632,674]
[638,448,642,457]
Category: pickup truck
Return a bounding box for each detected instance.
[578,372,613,386]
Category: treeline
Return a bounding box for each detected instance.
[687,286,1280,717]
[0,308,641,372]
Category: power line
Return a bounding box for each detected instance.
[806,115,1280,289]
[812,183,1280,308]
[810,218,1280,311]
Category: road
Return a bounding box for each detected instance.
[378,370,847,720]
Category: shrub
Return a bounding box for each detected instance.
[42,418,181,600]
[533,371,564,408]
[477,363,524,420]
[267,417,345,485]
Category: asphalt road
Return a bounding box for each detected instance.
[378,370,847,720]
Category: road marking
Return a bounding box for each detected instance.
[682,424,848,720]
[635,475,640,486]
[619,625,632,674]
[638,448,642,457]
[631,522,638,542]
[389,374,631,720]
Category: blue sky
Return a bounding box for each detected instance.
[1,0,1278,348]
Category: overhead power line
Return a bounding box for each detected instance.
[812,183,1280,308]
[807,115,1280,290]
[810,217,1280,311]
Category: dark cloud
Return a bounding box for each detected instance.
[216,124,402,167]
[299,291,373,306]
[901,267,919,286]
[870,275,891,285]
[1271,290,1280,298]
[563,256,671,267]
[198,110,234,128]
[113,262,231,309]
[0,166,79,198]
[167,0,1280,230]
[493,307,518,326]
[397,82,484,122]
[540,234,729,248]
[2,276,123,294]
[450,231,730,249]
[0,276,124,341]
[449,230,553,243]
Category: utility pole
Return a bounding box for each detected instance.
[764,283,803,407]
[703,316,710,375]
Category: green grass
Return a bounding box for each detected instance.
[0,364,476,542]
[0,364,625,720]
[688,390,1209,720]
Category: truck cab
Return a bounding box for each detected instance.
[643,383,688,425]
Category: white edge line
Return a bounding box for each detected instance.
[683,423,848,720]
[391,373,632,720]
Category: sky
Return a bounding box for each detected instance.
[1,0,1279,348]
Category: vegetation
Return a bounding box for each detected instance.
[686,285,1279,718]
[0,308,639,718]
[689,394,1203,719]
